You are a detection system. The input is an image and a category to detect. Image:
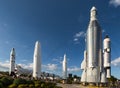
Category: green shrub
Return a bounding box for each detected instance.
[0,76,3,79]
[13,78,27,85]
[0,77,13,86]
[8,84,17,88]
[27,80,34,84]
[29,84,35,88]
[42,82,57,88]
[0,80,3,84]
[8,77,14,82]
[17,84,27,88]
[54,86,63,88]
[0,82,3,88]
[41,83,45,88]
[34,80,41,84]
[24,84,29,87]
[35,83,41,88]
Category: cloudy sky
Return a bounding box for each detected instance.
[0,0,120,78]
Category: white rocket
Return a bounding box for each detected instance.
[81,6,111,84]
[9,48,15,76]
[63,54,67,79]
[86,6,102,83]
[103,35,111,78]
[33,41,41,79]
[81,50,87,82]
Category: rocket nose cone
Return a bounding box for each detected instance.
[91,6,97,11]
[36,41,40,46]
[90,6,97,21]
[63,54,67,62]
[64,54,66,57]
[11,48,15,55]
[35,41,40,50]
[12,48,15,51]
[105,35,109,39]
[36,41,39,43]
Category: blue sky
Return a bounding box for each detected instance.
[0,0,120,78]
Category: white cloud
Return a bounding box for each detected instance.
[42,64,57,71]
[0,59,33,71]
[52,56,70,64]
[74,31,85,38]
[5,41,10,44]
[73,31,86,43]
[0,60,9,71]
[67,66,81,72]
[52,57,63,64]
[17,63,33,70]
[102,29,105,33]
[0,59,58,72]
[21,59,28,62]
[0,60,9,68]
[111,57,120,66]
[109,0,120,7]
[73,38,78,42]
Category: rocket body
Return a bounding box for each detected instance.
[81,6,111,84]
[103,35,111,78]
[86,6,102,82]
[63,54,67,79]
[9,48,15,76]
[87,6,102,68]
[81,50,87,70]
[33,41,41,78]
[81,50,87,82]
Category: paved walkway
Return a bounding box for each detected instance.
[57,83,87,88]
[57,83,111,88]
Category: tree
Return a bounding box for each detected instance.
[73,75,77,78]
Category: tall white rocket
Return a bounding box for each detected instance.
[33,41,41,78]
[63,54,67,79]
[9,48,15,75]
[81,6,111,84]
[86,6,102,83]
